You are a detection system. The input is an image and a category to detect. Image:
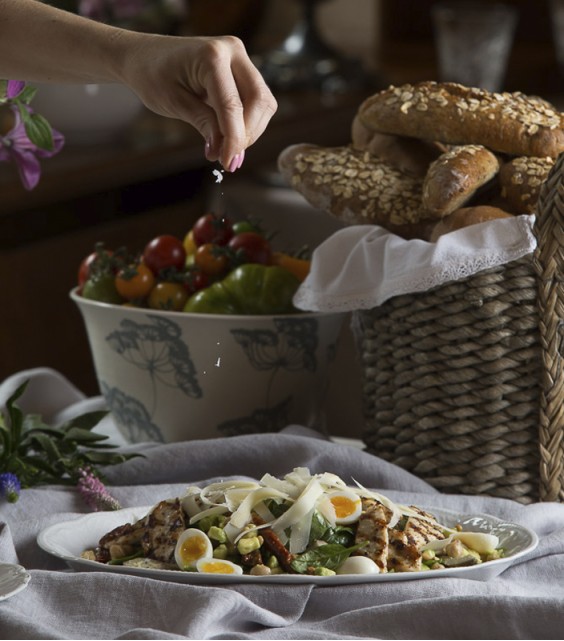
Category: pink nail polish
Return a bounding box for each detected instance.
[237,149,245,170]
[228,153,241,173]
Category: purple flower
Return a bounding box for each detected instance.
[0,106,64,190]
[76,467,122,512]
[6,80,26,100]
[0,473,21,503]
[79,0,147,22]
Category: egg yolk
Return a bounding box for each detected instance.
[180,536,208,564]
[330,495,359,519]
[199,561,237,574]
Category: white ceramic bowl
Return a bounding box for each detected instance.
[71,289,345,443]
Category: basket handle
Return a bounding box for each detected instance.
[533,152,564,502]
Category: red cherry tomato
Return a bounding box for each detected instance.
[192,213,234,247]
[227,232,272,265]
[77,247,115,288]
[143,235,186,276]
[78,251,98,287]
[183,268,210,295]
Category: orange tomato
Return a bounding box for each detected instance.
[194,243,229,276]
[271,252,311,282]
[115,263,156,301]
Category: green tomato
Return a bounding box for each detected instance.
[232,220,260,235]
[183,283,242,315]
[81,274,123,304]
[183,264,300,315]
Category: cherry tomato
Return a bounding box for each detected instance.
[148,282,188,311]
[228,231,272,265]
[183,268,210,295]
[81,273,123,304]
[78,251,98,288]
[192,213,233,247]
[232,220,260,235]
[183,229,197,256]
[143,235,186,276]
[115,263,156,301]
[194,243,229,276]
[77,247,114,287]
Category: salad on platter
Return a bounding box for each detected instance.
[81,468,504,577]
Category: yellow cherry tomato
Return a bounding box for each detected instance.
[148,282,188,311]
[183,230,197,256]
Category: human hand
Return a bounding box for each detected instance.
[119,33,277,171]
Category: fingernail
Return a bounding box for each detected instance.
[204,138,212,160]
[237,149,245,170]
[228,153,241,173]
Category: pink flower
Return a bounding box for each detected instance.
[76,467,122,512]
[0,106,64,190]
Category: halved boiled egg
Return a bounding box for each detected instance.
[326,490,362,525]
[196,558,243,575]
[174,528,213,570]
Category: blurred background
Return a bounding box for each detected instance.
[1,0,562,438]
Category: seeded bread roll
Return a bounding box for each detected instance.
[430,205,513,241]
[423,145,501,218]
[351,114,442,178]
[358,81,564,158]
[499,156,554,215]
[277,143,426,229]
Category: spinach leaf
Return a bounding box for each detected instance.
[290,543,363,573]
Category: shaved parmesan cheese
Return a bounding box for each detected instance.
[189,504,229,524]
[289,506,314,554]
[229,487,289,530]
[271,478,325,535]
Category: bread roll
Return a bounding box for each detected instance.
[351,114,441,178]
[423,145,501,218]
[430,206,514,241]
[277,143,426,228]
[499,156,554,215]
[358,81,564,158]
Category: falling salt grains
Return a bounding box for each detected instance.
[212,169,224,184]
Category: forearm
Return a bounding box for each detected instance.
[0,0,136,83]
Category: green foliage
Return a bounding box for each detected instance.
[290,543,364,574]
[0,381,140,489]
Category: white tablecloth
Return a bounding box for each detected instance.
[1,368,563,640]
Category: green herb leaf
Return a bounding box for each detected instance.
[17,85,37,105]
[63,427,110,444]
[0,378,142,498]
[290,543,364,574]
[17,106,54,152]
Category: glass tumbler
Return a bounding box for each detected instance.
[431,1,519,92]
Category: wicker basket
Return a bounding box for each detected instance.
[358,153,564,504]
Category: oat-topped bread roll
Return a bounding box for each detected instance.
[423,145,501,217]
[277,143,426,229]
[358,81,564,158]
[351,114,442,178]
[430,205,514,241]
[499,156,555,215]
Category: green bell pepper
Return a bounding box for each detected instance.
[183,264,301,315]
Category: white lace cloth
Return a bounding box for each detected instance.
[293,215,537,312]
